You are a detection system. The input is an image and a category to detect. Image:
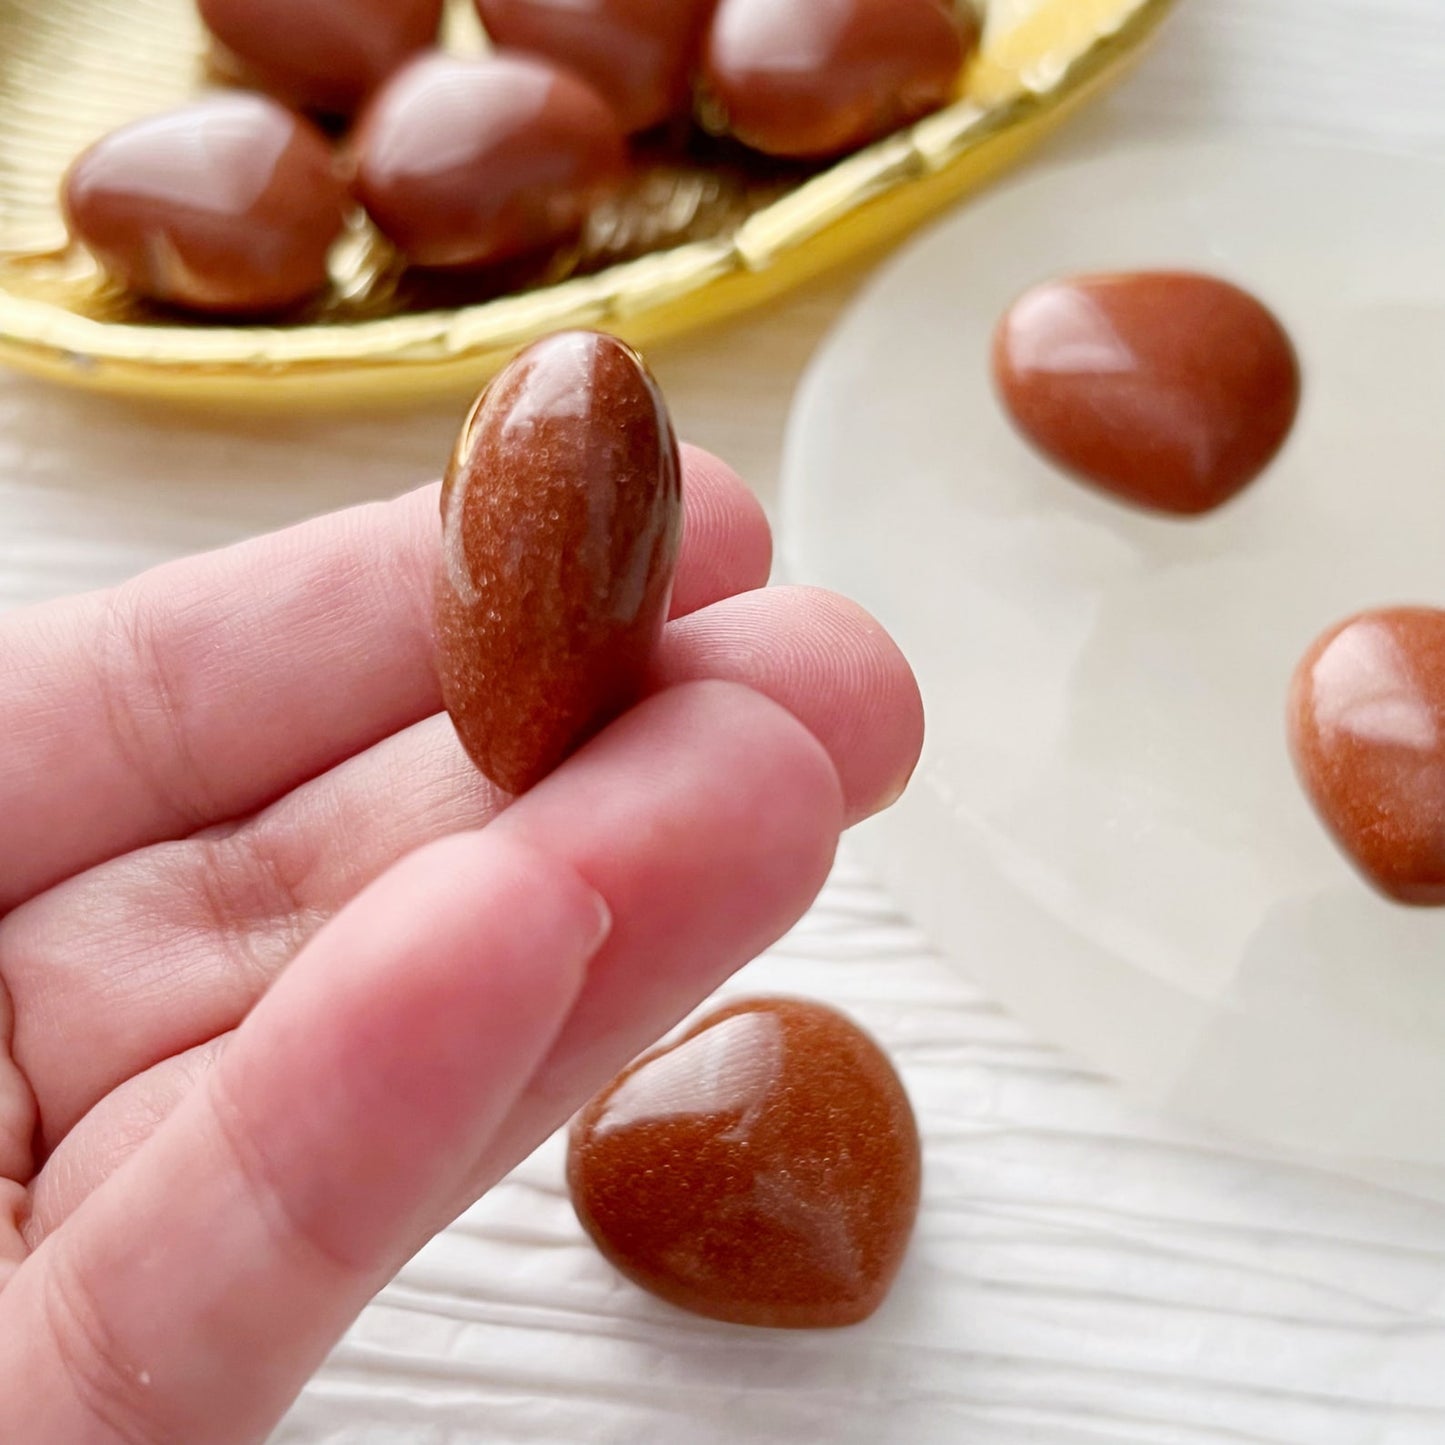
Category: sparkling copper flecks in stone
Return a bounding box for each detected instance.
[1289,607,1445,905]
[568,997,923,1328]
[435,330,682,795]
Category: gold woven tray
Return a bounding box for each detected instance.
[0,0,1172,406]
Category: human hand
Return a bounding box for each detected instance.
[0,446,922,1442]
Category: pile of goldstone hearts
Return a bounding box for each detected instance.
[62,0,979,316]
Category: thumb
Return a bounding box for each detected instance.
[0,830,609,1445]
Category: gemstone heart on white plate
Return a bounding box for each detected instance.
[783,138,1445,1180]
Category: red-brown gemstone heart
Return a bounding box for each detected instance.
[1289,607,1445,905]
[993,271,1301,516]
[700,0,973,159]
[568,997,922,1328]
[62,95,349,317]
[475,0,719,134]
[435,330,682,795]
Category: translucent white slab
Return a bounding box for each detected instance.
[782,139,1445,1178]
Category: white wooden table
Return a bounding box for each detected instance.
[5,4,1445,1441]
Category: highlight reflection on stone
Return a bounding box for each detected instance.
[993,271,1301,516]
[568,998,922,1328]
[1289,607,1445,905]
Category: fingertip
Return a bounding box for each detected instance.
[463,831,616,973]
[807,589,926,822]
[673,445,773,615]
[655,587,925,826]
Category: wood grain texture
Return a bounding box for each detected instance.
[3,2,1445,1440]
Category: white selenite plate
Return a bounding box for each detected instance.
[782,138,1445,1179]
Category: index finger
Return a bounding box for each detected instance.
[0,446,771,911]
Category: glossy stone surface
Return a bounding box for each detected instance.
[354,53,628,270]
[993,271,1302,516]
[568,998,922,1328]
[61,95,349,316]
[1288,608,1445,905]
[700,0,971,159]
[197,0,443,116]
[475,0,717,134]
[436,331,681,794]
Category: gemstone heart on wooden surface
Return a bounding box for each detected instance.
[993,271,1301,516]
[354,53,628,271]
[1289,607,1445,905]
[567,997,922,1328]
